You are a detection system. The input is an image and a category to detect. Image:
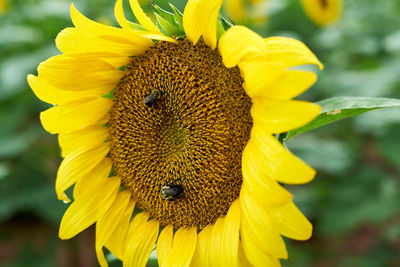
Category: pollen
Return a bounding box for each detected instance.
[109,39,252,229]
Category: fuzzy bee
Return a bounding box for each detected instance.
[143,89,162,108]
[160,181,184,201]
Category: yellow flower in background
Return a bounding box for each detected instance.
[301,0,342,26]
[224,0,269,25]
[27,0,323,266]
[0,0,8,15]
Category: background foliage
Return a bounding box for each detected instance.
[0,0,399,266]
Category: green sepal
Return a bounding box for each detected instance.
[102,90,115,99]
[219,15,234,30]
[216,15,234,39]
[168,3,183,27]
[127,21,146,31]
[118,65,127,71]
[285,96,400,141]
[217,18,225,39]
[152,3,176,23]
[152,2,184,37]
[155,13,184,37]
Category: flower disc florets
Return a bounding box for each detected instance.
[109,39,252,229]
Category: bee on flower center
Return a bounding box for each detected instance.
[160,181,184,201]
[143,89,162,108]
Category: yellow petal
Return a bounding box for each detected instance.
[115,0,133,30]
[96,190,131,267]
[37,55,123,91]
[237,241,253,267]
[219,26,267,68]
[219,199,240,267]
[129,0,160,33]
[249,124,316,184]
[263,70,317,100]
[101,57,130,68]
[268,202,313,241]
[58,124,108,158]
[105,199,136,260]
[264,36,323,69]
[73,158,112,200]
[189,225,212,267]
[59,176,120,239]
[242,144,293,205]
[56,143,109,202]
[27,75,109,105]
[139,32,176,43]
[240,233,281,267]
[165,227,197,267]
[124,213,159,267]
[56,27,150,58]
[251,99,321,133]
[240,189,288,259]
[183,0,223,49]
[209,217,225,267]
[157,225,173,267]
[40,97,112,134]
[239,60,285,98]
[70,3,152,46]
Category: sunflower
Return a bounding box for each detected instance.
[301,0,342,26]
[224,0,269,25]
[28,0,323,266]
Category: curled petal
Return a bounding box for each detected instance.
[40,97,112,134]
[95,191,131,267]
[56,143,110,202]
[249,124,316,184]
[264,36,323,69]
[251,99,321,133]
[59,177,120,239]
[219,26,267,68]
[183,0,223,49]
[268,202,313,241]
[129,0,160,33]
[240,189,288,259]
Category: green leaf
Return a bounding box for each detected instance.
[285,97,400,140]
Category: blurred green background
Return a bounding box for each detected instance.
[0,0,399,266]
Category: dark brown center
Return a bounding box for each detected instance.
[319,0,328,9]
[109,39,252,229]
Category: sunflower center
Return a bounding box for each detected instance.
[109,39,252,229]
[319,0,328,8]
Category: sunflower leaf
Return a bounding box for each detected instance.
[285,96,400,140]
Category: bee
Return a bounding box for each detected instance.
[143,89,162,108]
[160,180,184,201]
